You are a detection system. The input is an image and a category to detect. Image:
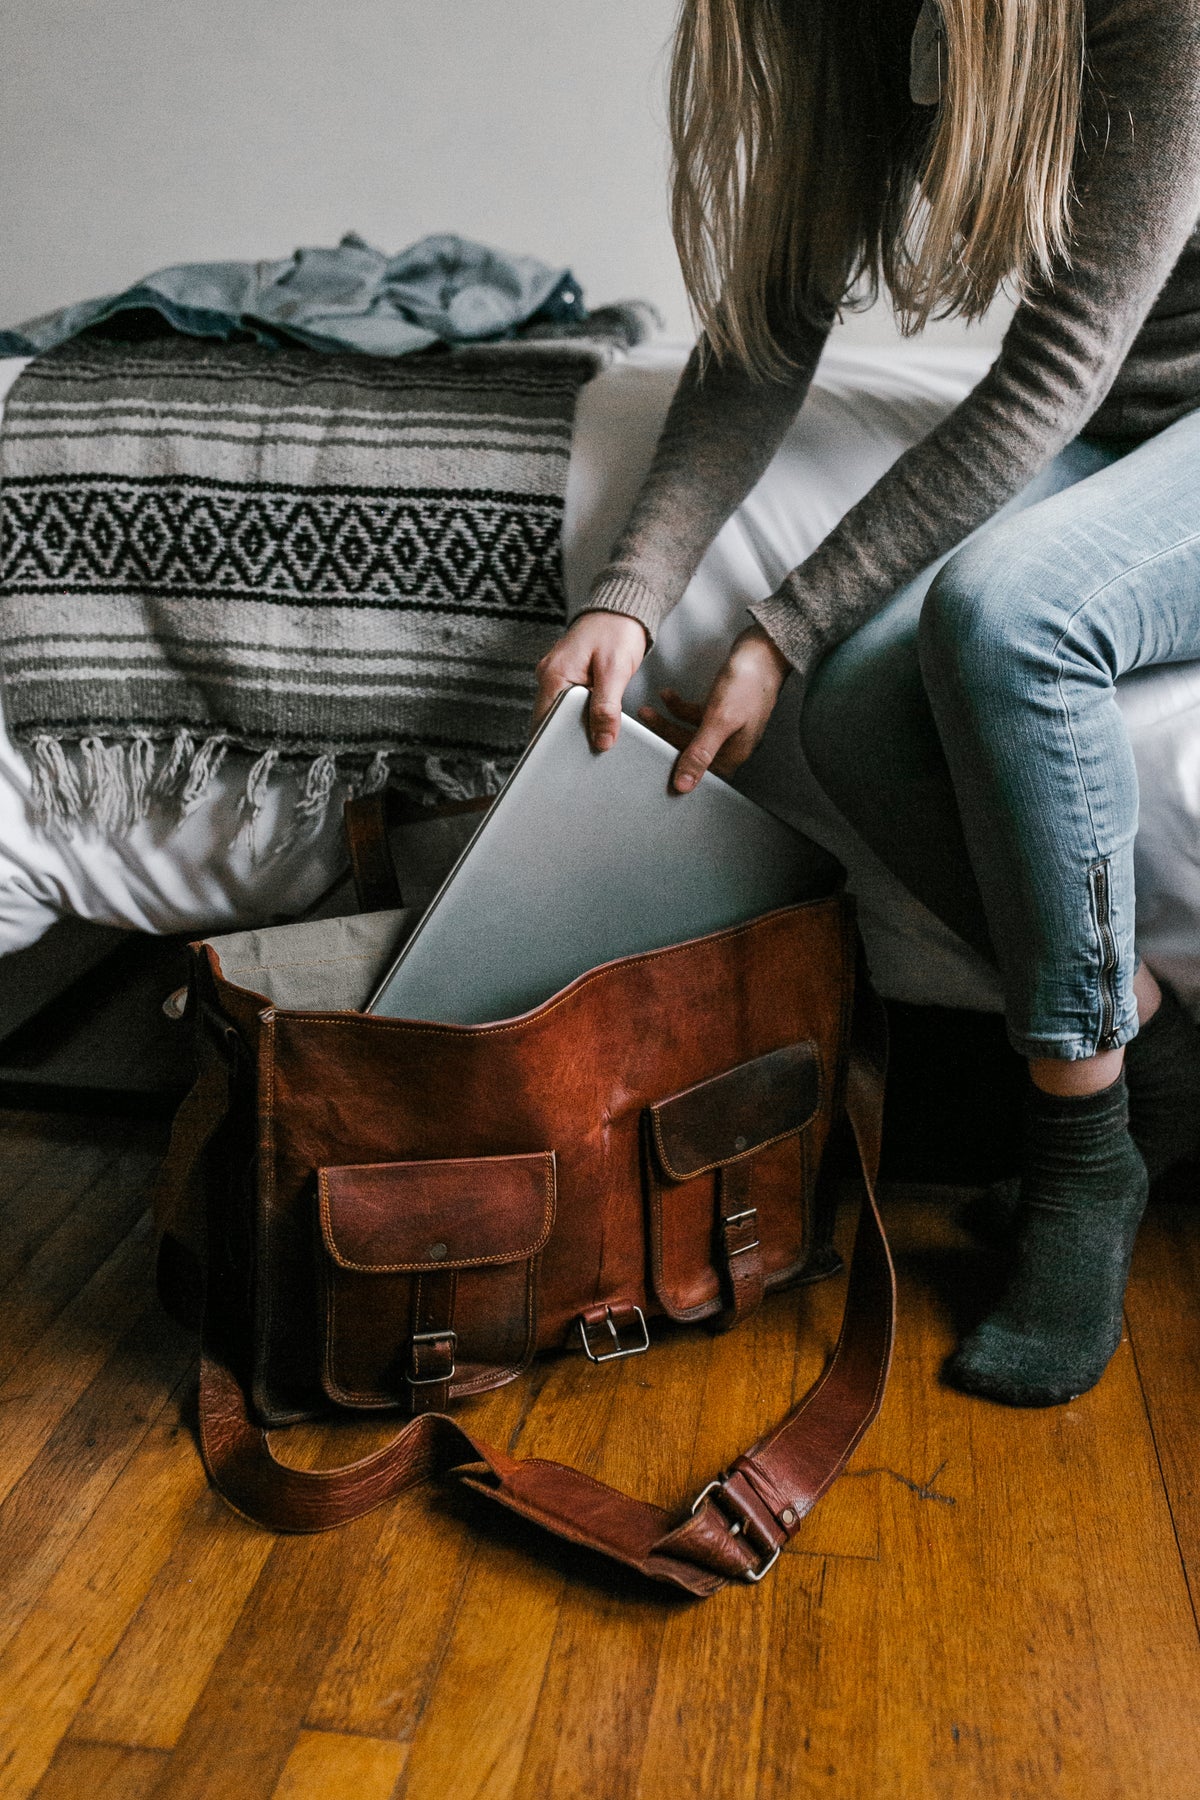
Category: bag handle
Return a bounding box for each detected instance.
[343,791,493,913]
[343,792,406,912]
[192,976,894,1598]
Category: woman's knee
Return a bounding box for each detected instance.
[918,535,1053,699]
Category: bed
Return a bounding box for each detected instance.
[4,341,1200,1019]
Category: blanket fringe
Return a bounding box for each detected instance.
[154,728,196,802]
[21,732,511,845]
[24,729,238,838]
[271,751,340,858]
[127,731,157,819]
[421,753,503,804]
[179,734,231,815]
[359,749,392,796]
[27,735,85,834]
[235,746,281,851]
[80,737,133,835]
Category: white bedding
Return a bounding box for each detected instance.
[4,341,1200,1017]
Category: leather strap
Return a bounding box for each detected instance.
[408,1270,458,1413]
[713,1160,764,1332]
[192,976,895,1597]
[344,792,404,912]
[343,791,495,914]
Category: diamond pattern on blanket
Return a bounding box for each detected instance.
[1,480,565,611]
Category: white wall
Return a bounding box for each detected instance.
[1,0,1007,351]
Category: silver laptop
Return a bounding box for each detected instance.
[367,684,826,1024]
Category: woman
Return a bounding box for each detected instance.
[532,0,1200,1406]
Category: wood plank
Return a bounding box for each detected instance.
[0,1131,160,1377]
[0,1212,157,1506]
[394,1348,636,1800]
[5,1094,1200,1800]
[1124,1198,1200,1583]
[630,1272,849,1800]
[0,1112,111,1206]
[271,1732,406,1800]
[510,1321,717,1800]
[563,1200,882,1800]
[0,1142,120,1285]
[391,1535,563,1800]
[0,1390,205,1800]
[130,1518,392,1800]
[31,1742,166,1800]
[303,1364,581,1747]
[759,1191,1200,1800]
[31,1742,168,1800]
[301,1383,531,1742]
[0,1299,194,1663]
[71,1490,274,1753]
[0,1111,156,1280]
[628,1198,943,1794]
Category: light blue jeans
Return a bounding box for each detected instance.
[800,406,1200,1061]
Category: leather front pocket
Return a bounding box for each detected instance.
[316,1151,555,1407]
[644,1042,822,1322]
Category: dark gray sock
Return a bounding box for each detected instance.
[947,1073,1148,1406]
[1124,982,1200,1182]
[963,983,1200,1245]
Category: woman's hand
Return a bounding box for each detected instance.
[638,624,790,793]
[532,611,649,751]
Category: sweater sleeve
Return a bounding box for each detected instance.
[750,0,1200,675]
[582,312,831,641]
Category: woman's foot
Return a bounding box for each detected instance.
[946,1074,1148,1406]
[963,982,1200,1245]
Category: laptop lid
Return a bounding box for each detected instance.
[367,685,826,1024]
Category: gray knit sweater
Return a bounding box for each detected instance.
[585,0,1200,678]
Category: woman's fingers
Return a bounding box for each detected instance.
[657,688,706,727]
[667,630,789,794]
[636,705,694,752]
[709,723,755,778]
[533,619,784,794]
[531,612,648,743]
[672,701,740,793]
[587,657,629,751]
[531,654,579,729]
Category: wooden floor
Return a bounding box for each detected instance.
[3,1106,1200,1800]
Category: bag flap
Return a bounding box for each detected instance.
[649,1041,822,1182]
[318,1151,556,1272]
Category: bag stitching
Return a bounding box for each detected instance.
[322,1253,539,1407]
[317,1153,556,1272]
[256,901,840,1036]
[649,1047,826,1183]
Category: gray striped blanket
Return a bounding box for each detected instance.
[0,334,604,834]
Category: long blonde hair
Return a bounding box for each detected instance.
[671,0,1086,375]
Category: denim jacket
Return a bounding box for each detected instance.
[0,232,586,358]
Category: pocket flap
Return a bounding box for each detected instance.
[319,1151,556,1272]
[649,1041,822,1182]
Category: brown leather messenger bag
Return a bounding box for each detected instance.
[154,799,895,1598]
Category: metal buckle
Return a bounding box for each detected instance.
[690,1477,783,1583]
[577,1304,650,1364]
[407,1328,457,1386]
[722,1207,761,1259]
